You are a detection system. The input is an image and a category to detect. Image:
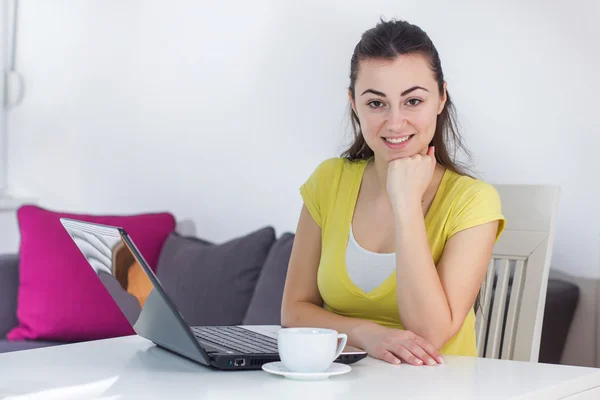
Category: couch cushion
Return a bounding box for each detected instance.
[0,339,65,354]
[0,254,19,338]
[539,278,580,364]
[6,205,176,343]
[156,228,276,326]
[243,233,294,325]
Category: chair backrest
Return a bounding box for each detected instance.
[475,184,561,362]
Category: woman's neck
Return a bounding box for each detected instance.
[372,156,390,194]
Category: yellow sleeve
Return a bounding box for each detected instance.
[299,158,342,228]
[448,181,506,241]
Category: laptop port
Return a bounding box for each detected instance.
[234,358,245,367]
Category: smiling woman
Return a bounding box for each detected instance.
[343,31,468,176]
[280,18,506,367]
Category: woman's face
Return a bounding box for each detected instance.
[350,54,447,162]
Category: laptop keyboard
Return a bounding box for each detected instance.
[191,326,278,354]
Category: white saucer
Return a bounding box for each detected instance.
[261,362,351,380]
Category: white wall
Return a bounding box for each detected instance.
[0,0,7,192]
[4,0,600,366]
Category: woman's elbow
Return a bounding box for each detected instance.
[417,325,460,351]
[280,300,300,328]
[280,299,318,328]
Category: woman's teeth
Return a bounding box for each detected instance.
[384,135,412,144]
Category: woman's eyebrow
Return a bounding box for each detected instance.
[401,86,429,96]
[361,88,386,97]
[360,86,429,97]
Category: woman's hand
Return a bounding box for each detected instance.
[386,146,436,210]
[353,322,445,366]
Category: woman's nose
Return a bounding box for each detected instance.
[386,107,408,132]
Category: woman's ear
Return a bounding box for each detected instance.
[348,90,358,116]
[438,81,448,115]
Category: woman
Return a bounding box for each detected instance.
[280,18,506,366]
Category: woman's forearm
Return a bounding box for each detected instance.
[393,202,454,348]
[281,301,376,349]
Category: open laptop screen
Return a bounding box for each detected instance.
[60,218,213,364]
[60,218,154,327]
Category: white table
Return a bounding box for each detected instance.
[1,334,600,399]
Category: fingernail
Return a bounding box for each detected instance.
[416,359,423,365]
[394,359,401,365]
[438,356,446,364]
[428,358,436,366]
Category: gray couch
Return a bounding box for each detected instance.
[0,229,580,364]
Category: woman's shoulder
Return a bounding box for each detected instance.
[442,168,500,203]
[439,168,505,238]
[300,157,368,227]
[306,157,367,183]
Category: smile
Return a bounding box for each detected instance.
[384,135,412,144]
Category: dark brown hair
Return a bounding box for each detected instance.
[342,18,472,176]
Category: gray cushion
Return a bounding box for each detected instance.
[156,227,276,326]
[243,233,294,325]
[539,279,580,364]
[0,339,64,354]
[0,254,19,338]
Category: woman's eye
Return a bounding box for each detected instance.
[368,100,385,109]
[407,98,422,107]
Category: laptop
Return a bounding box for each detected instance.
[60,218,367,370]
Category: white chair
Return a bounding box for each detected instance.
[475,184,561,362]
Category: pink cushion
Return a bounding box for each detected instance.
[6,205,176,342]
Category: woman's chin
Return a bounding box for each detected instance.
[384,150,418,162]
[381,145,430,162]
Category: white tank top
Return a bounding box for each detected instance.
[346,225,396,293]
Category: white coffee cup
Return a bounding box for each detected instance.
[277,327,348,373]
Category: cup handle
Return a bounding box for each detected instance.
[333,333,348,361]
